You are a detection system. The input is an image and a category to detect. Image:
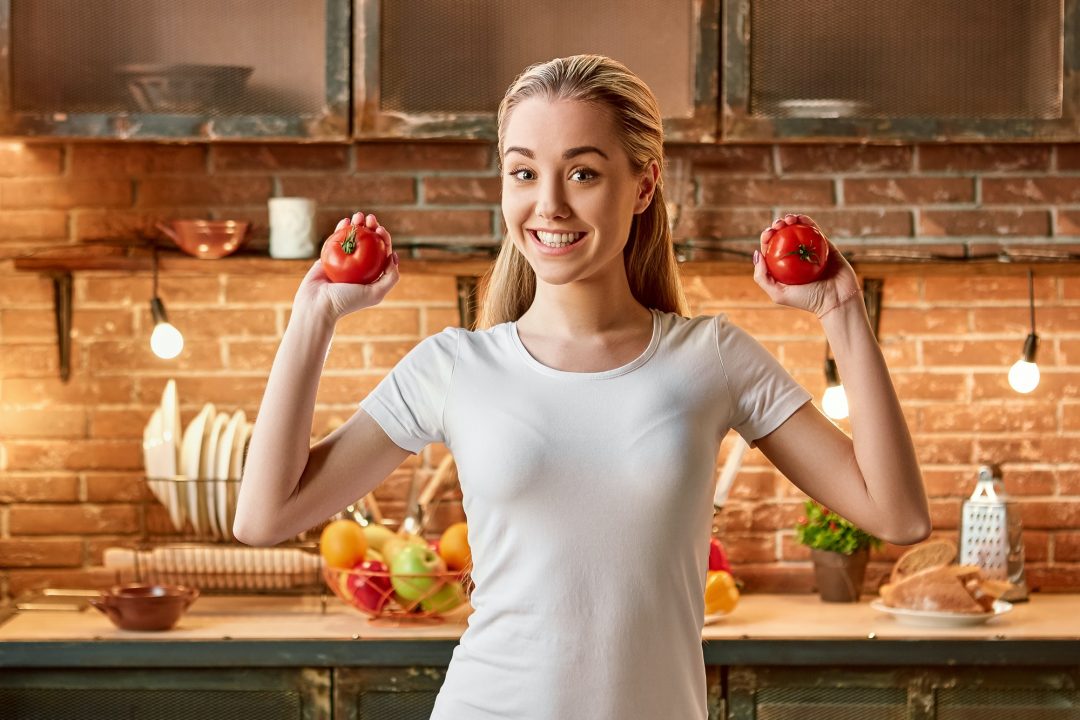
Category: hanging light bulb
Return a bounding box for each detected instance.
[1008,269,1039,394]
[821,352,849,420]
[148,245,184,360]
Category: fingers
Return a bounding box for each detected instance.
[369,253,401,294]
[351,211,363,226]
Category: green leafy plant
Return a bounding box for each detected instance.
[794,500,882,555]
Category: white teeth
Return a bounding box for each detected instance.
[535,231,583,247]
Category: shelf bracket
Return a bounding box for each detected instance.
[51,272,74,382]
[862,278,884,341]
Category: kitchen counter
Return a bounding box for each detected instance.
[2,593,1078,668]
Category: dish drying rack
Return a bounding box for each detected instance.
[117,476,325,596]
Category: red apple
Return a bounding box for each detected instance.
[344,559,393,614]
[709,537,732,574]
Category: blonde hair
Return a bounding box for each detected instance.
[475,54,689,329]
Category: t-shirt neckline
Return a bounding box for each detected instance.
[509,308,662,380]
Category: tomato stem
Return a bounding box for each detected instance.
[780,243,820,264]
[340,226,358,255]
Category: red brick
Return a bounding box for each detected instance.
[919,403,1056,433]
[1058,469,1080,494]
[698,177,835,206]
[212,144,349,172]
[365,340,418,369]
[354,142,493,172]
[0,178,132,209]
[0,308,134,341]
[70,143,206,177]
[795,209,914,239]
[844,177,974,205]
[779,145,913,174]
[1027,564,1080,592]
[1056,532,1080,562]
[336,307,421,336]
[385,274,457,303]
[720,307,820,337]
[1058,144,1080,171]
[735,564,816,593]
[1024,531,1050,561]
[1063,402,1080,430]
[929,499,963,529]
[982,176,1080,204]
[0,210,67,239]
[751,502,804,531]
[423,176,502,204]
[0,539,84,567]
[920,209,1050,237]
[88,409,155,440]
[678,208,779,239]
[780,534,811,561]
[225,340,279,372]
[0,408,85,439]
[917,144,1052,172]
[153,308,277,338]
[1059,209,1080,235]
[667,144,772,173]
[0,476,79,503]
[421,307,462,334]
[0,376,135,405]
[0,274,53,304]
[1043,436,1080,464]
[714,505,754,533]
[73,210,188,242]
[1018,500,1080,529]
[137,177,272,207]
[9,504,140,534]
[278,175,416,205]
[222,275,299,303]
[6,568,120,596]
[86,340,224,373]
[6,439,141,472]
[722,534,777,563]
[727,470,779,501]
[0,143,63,177]
[365,208,492,237]
[923,339,1024,367]
[85,473,156,502]
[0,343,59,374]
[913,437,973,465]
[925,275,1056,302]
[880,307,970,336]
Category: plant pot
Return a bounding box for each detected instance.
[810,547,869,602]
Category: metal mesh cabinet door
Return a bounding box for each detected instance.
[334,667,446,720]
[935,667,1080,720]
[0,667,331,720]
[726,666,912,720]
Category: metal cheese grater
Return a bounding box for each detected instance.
[958,464,1029,602]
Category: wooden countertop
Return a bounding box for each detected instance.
[2,594,1078,668]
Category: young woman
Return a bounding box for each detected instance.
[235,55,931,720]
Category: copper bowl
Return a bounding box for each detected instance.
[156,220,250,259]
[89,583,199,631]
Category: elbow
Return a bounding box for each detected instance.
[881,517,932,547]
[232,519,280,548]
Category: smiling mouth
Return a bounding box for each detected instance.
[529,229,587,248]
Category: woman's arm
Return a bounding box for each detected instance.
[750,214,931,546]
[233,213,408,546]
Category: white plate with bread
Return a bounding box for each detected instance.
[873,538,1016,628]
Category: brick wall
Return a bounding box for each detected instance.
[0,140,1078,602]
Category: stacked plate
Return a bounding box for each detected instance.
[141,380,253,540]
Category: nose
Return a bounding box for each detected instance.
[535,178,570,221]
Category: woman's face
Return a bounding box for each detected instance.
[500,97,657,287]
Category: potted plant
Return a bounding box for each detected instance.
[794,500,882,602]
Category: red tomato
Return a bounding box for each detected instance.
[321,223,388,284]
[763,223,829,285]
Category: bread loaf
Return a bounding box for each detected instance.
[880,565,984,613]
[889,539,957,584]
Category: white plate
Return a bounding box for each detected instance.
[870,599,1012,628]
[201,411,229,540]
[181,403,214,536]
[159,380,185,531]
[703,611,731,626]
[215,410,246,540]
[143,407,166,503]
[227,421,253,537]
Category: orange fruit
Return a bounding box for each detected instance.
[438,522,472,572]
[705,570,739,615]
[320,519,368,568]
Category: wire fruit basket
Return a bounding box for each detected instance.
[322,562,473,623]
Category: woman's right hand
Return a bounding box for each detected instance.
[294,212,400,323]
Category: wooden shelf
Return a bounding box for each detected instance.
[12,244,1080,277]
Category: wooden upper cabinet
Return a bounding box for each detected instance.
[0,0,352,140]
[353,0,721,142]
[722,0,1079,141]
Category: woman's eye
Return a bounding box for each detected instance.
[508,168,535,181]
[571,168,598,182]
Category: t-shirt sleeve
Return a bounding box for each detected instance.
[358,327,460,454]
[714,314,813,449]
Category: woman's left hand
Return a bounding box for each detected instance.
[753,214,862,318]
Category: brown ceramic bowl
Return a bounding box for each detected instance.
[156,220,250,259]
[89,583,199,631]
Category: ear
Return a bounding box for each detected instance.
[633,160,661,214]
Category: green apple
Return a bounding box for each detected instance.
[390,543,446,601]
[381,532,426,566]
[420,580,466,613]
[362,524,396,553]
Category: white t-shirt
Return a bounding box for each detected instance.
[359,308,812,720]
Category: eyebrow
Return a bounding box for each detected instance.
[503,146,610,161]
